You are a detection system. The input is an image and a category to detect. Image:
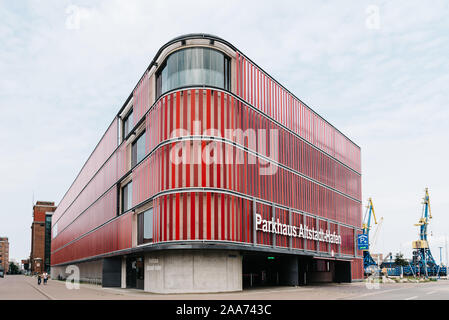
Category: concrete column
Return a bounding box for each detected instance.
[144,250,242,293]
[121,256,126,288]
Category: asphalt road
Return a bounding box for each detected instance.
[0,275,448,300]
[347,280,449,300]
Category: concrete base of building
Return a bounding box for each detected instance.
[142,250,242,294]
[51,260,102,285]
[51,249,242,293]
[50,249,353,293]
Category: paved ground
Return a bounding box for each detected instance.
[0,275,448,300]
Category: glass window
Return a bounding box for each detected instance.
[52,223,58,239]
[131,131,146,167]
[123,109,134,138]
[156,47,230,97]
[121,181,133,213]
[138,208,153,244]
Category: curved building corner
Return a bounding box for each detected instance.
[50,34,363,293]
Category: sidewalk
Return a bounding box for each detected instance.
[24,275,368,300]
[22,275,128,300]
[12,275,437,300]
[22,275,324,300]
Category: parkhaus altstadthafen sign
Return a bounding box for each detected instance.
[255,213,342,245]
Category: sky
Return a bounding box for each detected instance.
[1,0,448,265]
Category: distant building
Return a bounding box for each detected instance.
[30,201,56,274]
[22,259,30,272]
[0,237,9,272]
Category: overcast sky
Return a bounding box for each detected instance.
[1,0,448,264]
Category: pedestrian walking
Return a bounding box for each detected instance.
[37,273,42,285]
[43,272,48,285]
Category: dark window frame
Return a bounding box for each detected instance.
[122,108,134,140]
[137,208,153,245]
[155,47,231,98]
[120,180,133,214]
[131,130,146,167]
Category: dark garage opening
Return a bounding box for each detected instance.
[242,253,309,287]
[242,253,351,288]
[243,254,282,287]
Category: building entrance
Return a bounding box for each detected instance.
[242,253,352,288]
[126,256,144,289]
[243,254,280,287]
[242,253,307,287]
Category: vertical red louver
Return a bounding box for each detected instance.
[52,46,361,268]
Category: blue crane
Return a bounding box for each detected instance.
[412,188,441,277]
[380,188,447,278]
[362,198,379,274]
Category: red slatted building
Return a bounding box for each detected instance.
[51,34,363,293]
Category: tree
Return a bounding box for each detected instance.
[8,262,19,275]
[394,253,409,267]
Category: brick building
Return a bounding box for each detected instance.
[30,201,56,274]
[0,237,9,272]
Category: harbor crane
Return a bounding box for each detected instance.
[411,188,444,277]
[362,198,379,274]
[380,188,447,277]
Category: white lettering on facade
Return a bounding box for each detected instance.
[255,213,342,245]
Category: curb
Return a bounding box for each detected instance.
[26,278,55,300]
